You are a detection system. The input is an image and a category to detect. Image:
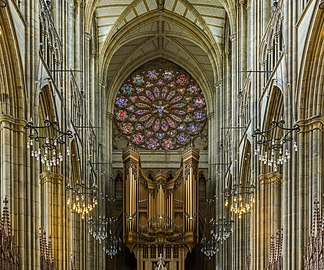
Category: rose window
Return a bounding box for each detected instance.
[114,60,207,150]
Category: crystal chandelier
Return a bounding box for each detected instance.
[25,119,73,171]
[103,234,121,258]
[88,216,117,244]
[201,217,219,259]
[201,235,219,259]
[200,198,222,259]
[100,215,122,258]
[253,120,300,172]
[210,217,233,243]
[66,183,98,219]
[224,183,255,218]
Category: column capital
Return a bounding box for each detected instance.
[40,171,63,185]
[106,112,114,120]
[84,32,92,41]
[259,172,282,185]
[230,33,237,41]
[296,116,324,133]
[239,0,245,5]
[207,112,214,119]
[0,114,26,129]
[98,78,107,88]
[76,0,86,7]
[214,80,222,89]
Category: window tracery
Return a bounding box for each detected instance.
[261,1,284,86]
[114,60,207,150]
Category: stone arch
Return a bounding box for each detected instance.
[297,10,324,119]
[38,85,60,174]
[70,139,81,186]
[240,139,251,185]
[236,139,252,269]
[260,86,284,175]
[293,9,324,266]
[113,169,123,201]
[100,11,222,86]
[0,7,25,118]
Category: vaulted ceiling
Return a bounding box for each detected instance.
[86,0,229,113]
[95,0,226,46]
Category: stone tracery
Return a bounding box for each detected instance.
[114,59,207,150]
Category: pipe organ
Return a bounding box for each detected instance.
[122,147,200,270]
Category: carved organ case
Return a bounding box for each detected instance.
[122,147,200,270]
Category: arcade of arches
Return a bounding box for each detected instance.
[0,0,323,269]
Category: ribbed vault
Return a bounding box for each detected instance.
[85,0,230,118]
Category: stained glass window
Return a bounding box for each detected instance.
[114,59,207,150]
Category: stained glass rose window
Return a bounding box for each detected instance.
[114,59,207,150]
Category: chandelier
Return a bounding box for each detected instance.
[103,234,121,259]
[200,198,222,259]
[210,217,233,243]
[88,216,117,244]
[224,183,256,218]
[253,120,300,171]
[201,217,219,259]
[101,215,122,258]
[66,183,97,219]
[25,119,73,171]
[201,235,219,259]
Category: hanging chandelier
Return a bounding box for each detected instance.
[101,215,122,258]
[200,197,224,259]
[25,119,73,171]
[224,183,256,218]
[66,183,98,219]
[253,120,300,171]
[201,236,219,259]
[210,217,233,243]
[201,217,219,259]
[103,234,122,259]
[88,216,117,244]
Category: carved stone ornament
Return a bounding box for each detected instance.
[39,229,56,270]
[0,198,19,270]
[304,199,324,269]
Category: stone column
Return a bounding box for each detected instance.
[257,172,282,269]
[39,171,65,269]
[295,116,324,269]
[0,115,38,270]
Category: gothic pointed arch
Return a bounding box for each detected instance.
[0,8,25,118]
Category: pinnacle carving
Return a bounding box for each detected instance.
[304,199,324,269]
[0,198,19,269]
[39,229,55,270]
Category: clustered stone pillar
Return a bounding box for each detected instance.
[257,172,282,269]
[39,171,65,269]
